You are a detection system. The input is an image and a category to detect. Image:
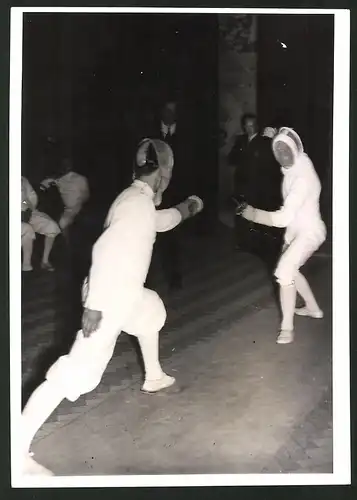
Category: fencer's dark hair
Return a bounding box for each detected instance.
[133,141,159,179]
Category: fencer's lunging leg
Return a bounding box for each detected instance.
[22,381,64,456]
[21,380,64,475]
[294,271,323,318]
[21,318,119,475]
[137,330,165,380]
[137,331,175,393]
[125,288,175,393]
[276,282,297,344]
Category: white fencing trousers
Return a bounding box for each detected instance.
[46,288,166,402]
[274,233,323,286]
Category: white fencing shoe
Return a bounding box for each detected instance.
[295,307,324,319]
[141,374,176,393]
[276,330,294,344]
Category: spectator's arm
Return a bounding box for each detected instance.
[24,179,38,210]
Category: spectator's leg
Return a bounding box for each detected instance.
[21,222,35,272]
[30,210,61,271]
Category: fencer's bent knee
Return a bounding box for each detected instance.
[124,289,167,337]
[276,277,295,287]
[274,266,295,287]
[146,291,167,333]
[137,289,167,335]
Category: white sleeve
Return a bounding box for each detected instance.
[269,177,309,228]
[248,177,309,228]
[155,208,182,232]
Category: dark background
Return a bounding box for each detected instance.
[21,13,219,217]
[21,13,334,224]
[257,14,334,182]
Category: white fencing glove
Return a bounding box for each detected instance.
[241,204,274,227]
[175,195,204,221]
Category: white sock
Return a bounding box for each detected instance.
[280,283,297,331]
[22,380,64,455]
[295,271,321,312]
[136,331,165,381]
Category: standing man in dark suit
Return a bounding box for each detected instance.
[247,126,284,274]
[229,113,261,251]
[229,115,283,273]
[146,100,193,292]
[229,113,260,210]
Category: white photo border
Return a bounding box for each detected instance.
[9,6,351,488]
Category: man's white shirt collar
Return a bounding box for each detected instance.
[161,122,176,137]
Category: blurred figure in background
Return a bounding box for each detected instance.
[145,100,194,292]
[230,115,283,274]
[248,126,284,274]
[41,157,90,239]
[229,113,260,251]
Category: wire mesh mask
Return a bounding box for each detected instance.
[134,138,174,178]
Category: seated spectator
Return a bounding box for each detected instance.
[21,176,60,272]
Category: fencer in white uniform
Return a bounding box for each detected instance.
[21,139,204,476]
[236,127,326,344]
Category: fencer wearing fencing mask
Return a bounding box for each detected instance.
[236,128,326,344]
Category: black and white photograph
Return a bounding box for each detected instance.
[10,7,350,487]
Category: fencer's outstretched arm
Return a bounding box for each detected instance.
[156,196,204,233]
[240,177,308,228]
[155,208,182,232]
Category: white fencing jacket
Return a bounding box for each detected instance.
[84,180,182,312]
[249,153,326,245]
